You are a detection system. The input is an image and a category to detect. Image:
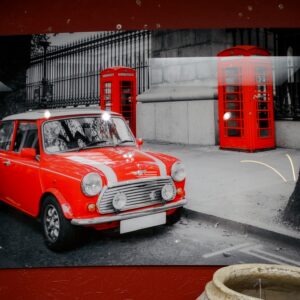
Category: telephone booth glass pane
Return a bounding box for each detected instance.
[255,66,271,137]
[223,67,244,137]
[120,81,133,126]
[104,82,112,111]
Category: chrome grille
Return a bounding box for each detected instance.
[98,177,174,213]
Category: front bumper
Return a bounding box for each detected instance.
[71,198,187,226]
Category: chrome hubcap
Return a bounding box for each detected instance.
[44,205,60,242]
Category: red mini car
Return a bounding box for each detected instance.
[0,108,186,250]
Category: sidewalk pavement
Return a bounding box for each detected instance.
[143,141,300,241]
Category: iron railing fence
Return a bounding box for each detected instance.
[274,81,300,120]
[26,30,151,108]
[26,29,300,120]
[230,28,300,120]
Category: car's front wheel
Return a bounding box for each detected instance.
[166,207,183,225]
[41,196,79,251]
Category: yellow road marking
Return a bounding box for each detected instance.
[286,154,297,182]
[240,160,287,182]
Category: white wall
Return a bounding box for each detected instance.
[137,100,218,145]
[276,121,300,149]
[136,57,219,145]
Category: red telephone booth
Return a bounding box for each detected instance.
[217,46,275,152]
[100,67,137,136]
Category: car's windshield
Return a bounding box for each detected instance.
[43,115,135,153]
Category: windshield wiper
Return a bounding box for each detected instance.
[78,140,109,151]
[115,139,135,147]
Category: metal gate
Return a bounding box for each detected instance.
[26,30,151,108]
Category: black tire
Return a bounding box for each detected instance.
[166,207,183,225]
[0,200,8,210]
[41,195,80,251]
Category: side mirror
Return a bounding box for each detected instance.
[20,148,37,159]
[136,138,143,146]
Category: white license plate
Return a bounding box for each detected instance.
[120,212,166,234]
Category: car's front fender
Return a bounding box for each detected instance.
[41,188,74,219]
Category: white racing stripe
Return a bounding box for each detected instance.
[67,156,118,184]
[141,151,167,176]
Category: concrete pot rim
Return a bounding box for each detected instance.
[206,263,300,300]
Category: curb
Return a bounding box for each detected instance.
[183,208,300,247]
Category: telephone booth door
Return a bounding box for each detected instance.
[249,60,275,150]
[218,60,249,149]
[218,46,275,152]
[100,67,137,136]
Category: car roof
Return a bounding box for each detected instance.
[2,107,120,121]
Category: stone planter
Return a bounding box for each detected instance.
[198,264,300,299]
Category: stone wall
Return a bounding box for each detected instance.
[275,121,300,149]
[137,100,218,145]
[152,29,234,58]
[137,56,219,145]
[138,30,222,145]
[152,29,275,58]
[140,57,218,102]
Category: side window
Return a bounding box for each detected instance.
[0,121,14,151]
[13,122,39,153]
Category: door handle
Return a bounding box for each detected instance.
[3,160,11,166]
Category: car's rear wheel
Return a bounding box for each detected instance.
[42,196,79,251]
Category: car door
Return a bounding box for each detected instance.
[0,120,15,202]
[7,121,43,216]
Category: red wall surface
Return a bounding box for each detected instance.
[0,0,299,299]
[1,0,300,35]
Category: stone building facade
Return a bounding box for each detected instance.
[137,29,300,149]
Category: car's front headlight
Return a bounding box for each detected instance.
[161,184,176,201]
[171,162,186,182]
[81,173,102,197]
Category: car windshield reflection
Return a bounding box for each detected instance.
[43,116,135,153]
